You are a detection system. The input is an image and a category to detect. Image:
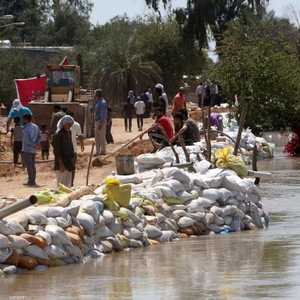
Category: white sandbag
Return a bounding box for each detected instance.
[160,219,178,232]
[64,244,82,258]
[163,168,191,188]
[159,231,177,242]
[202,189,222,201]
[47,217,58,226]
[224,216,233,226]
[6,221,25,235]
[190,174,209,189]
[155,213,166,224]
[64,204,81,217]
[28,224,44,234]
[119,208,141,224]
[80,200,99,222]
[205,213,215,225]
[144,225,162,239]
[46,244,67,259]
[214,214,225,226]
[0,234,11,249]
[136,154,165,168]
[101,240,114,253]
[115,174,142,184]
[108,219,123,235]
[0,221,15,235]
[153,186,177,198]
[102,210,115,225]
[194,160,212,174]
[45,225,72,245]
[107,236,123,252]
[178,216,195,228]
[80,195,103,203]
[203,176,224,189]
[0,248,13,263]
[8,235,29,249]
[97,215,106,228]
[223,176,254,193]
[46,207,66,218]
[169,205,187,212]
[95,226,114,240]
[24,245,48,260]
[189,212,206,223]
[178,191,194,203]
[219,188,233,202]
[210,206,224,217]
[36,231,52,246]
[171,210,189,220]
[76,213,95,236]
[159,179,185,193]
[187,198,215,213]
[222,205,239,217]
[26,210,48,225]
[124,228,143,240]
[56,215,72,228]
[4,212,29,228]
[129,239,143,248]
[249,202,264,229]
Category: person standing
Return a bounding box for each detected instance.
[195,82,204,108]
[40,125,50,160]
[123,100,134,132]
[6,99,32,133]
[52,116,75,187]
[210,81,219,106]
[134,96,146,131]
[94,89,108,156]
[22,114,41,187]
[106,107,114,144]
[10,117,23,166]
[127,90,136,105]
[67,112,84,186]
[50,105,65,136]
[146,88,154,116]
[172,87,187,115]
[204,82,211,107]
[155,83,168,115]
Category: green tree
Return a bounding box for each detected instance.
[214,14,300,130]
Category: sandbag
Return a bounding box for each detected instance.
[178,216,195,228]
[102,210,115,225]
[0,221,15,235]
[24,245,48,260]
[108,219,123,235]
[115,174,142,184]
[187,198,214,213]
[21,233,48,249]
[46,244,67,259]
[0,233,11,249]
[202,189,222,201]
[144,225,162,239]
[8,235,30,249]
[36,231,52,246]
[124,228,143,240]
[80,200,99,222]
[95,226,114,240]
[45,225,72,245]
[158,231,177,242]
[76,213,95,236]
[26,210,48,225]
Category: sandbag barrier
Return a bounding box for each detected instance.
[0,166,269,276]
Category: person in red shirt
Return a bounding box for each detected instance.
[172,87,187,115]
[140,109,174,150]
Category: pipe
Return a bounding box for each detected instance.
[0,195,37,220]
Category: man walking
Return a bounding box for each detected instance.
[94,89,108,156]
[22,114,41,186]
[134,96,146,131]
[50,105,65,136]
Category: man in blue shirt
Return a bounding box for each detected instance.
[6,99,32,133]
[22,114,41,186]
[94,89,108,156]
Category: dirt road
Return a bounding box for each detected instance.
[0,118,153,198]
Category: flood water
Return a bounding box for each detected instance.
[2,151,300,299]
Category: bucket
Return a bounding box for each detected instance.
[115,155,135,175]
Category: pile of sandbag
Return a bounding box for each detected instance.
[0,166,269,276]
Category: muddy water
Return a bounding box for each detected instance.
[2,153,300,300]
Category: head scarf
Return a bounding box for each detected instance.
[155,83,164,91]
[11,99,23,112]
[56,115,74,133]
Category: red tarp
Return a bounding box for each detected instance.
[15,75,47,105]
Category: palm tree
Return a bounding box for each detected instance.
[99,35,162,106]
[147,0,269,47]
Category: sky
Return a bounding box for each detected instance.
[91,0,300,25]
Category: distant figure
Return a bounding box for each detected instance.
[50,105,65,136]
[52,115,75,187]
[204,82,211,107]
[127,90,136,105]
[210,112,223,131]
[22,114,41,187]
[146,88,154,116]
[10,117,23,166]
[210,81,219,106]
[135,96,146,131]
[195,82,204,108]
[6,99,32,133]
[155,83,168,115]
[68,112,84,186]
[172,87,187,115]
[172,112,200,145]
[123,101,134,132]
[40,125,50,160]
[106,107,114,144]
[94,89,108,156]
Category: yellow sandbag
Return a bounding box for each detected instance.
[35,190,55,205]
[103,176,131,209]
[215,147,248,178]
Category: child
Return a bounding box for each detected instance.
[10,117,23,165]
[40,124,50,160]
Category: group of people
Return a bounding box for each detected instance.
[195,81,221,108]
[7,100,84,188]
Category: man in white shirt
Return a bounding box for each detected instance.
[69,112,84,186]
[134,97,146,131]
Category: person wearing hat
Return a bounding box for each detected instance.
[155,83,168,115]
[6,99,32,133]
[172,87,187,115]
[52,115,76,187]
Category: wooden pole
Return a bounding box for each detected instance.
[207,105,212,162]
[252,143,260,185]
[86,142,95,186]
[233,100,249,156]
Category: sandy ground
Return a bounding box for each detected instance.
[0,118,153,199]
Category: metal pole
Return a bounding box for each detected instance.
[0,195,37,220]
